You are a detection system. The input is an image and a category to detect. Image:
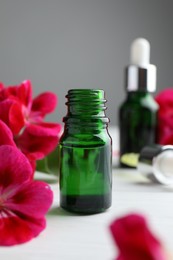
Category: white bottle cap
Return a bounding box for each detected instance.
[138,145,173,185]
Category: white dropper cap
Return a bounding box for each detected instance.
[130,38,150,67]
[126,37,156,92]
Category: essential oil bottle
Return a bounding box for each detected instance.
[59,89,112,214]
[119,38,159,168]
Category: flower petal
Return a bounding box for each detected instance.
[0,214,46,246]
[16,124,60,160]
[109,213,166,260]
[155,88,173,108]
[17,80,32,108]
[0,99,12,125]
[155,89,173,145]
[0,120,16,146]
[6,181,53,218]
[24,154,36,179]
[0,82,4,91]
[9,102,25,134]
[0,145,32,188]
[161,134,173,145]
[0,99,24,135]
[3,80,32,108]
[26,122,62,136]
[0,145,53,246]
[32,92,57,117]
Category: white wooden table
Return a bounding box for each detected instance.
[0,168,173,260]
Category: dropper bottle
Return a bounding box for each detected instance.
[119,38,159,168]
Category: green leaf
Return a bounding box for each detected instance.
[36,146,59,176]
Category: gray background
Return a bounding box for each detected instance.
[0,0,172,125]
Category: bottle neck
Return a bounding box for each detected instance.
[124,91,158,111]
[63,89,109,128]
[126,91,151,100]
[64,123,109,135]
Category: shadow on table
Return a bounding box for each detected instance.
[48,206,104,217]
[48,207,69,216]
[48,206,78,217]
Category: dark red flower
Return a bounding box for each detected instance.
[0,145,53,246]
[109,213,166,260]
[155,89,173,144]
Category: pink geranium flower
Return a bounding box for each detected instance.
[109,213,166,260]
[0,144,53,246]
[0,80,60,129]
[0,80,62,173]
[155,89,173,144]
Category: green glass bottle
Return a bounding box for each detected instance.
[119,91,158,167]
[59,89,112,214]
[119,38,159,168]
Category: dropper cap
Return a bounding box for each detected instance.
[131,38,150,66]
[126,38,156,92]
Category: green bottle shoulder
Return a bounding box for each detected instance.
[59,132,111,147]
[119,93,159,112]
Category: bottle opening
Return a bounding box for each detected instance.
[63,89,109,124]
